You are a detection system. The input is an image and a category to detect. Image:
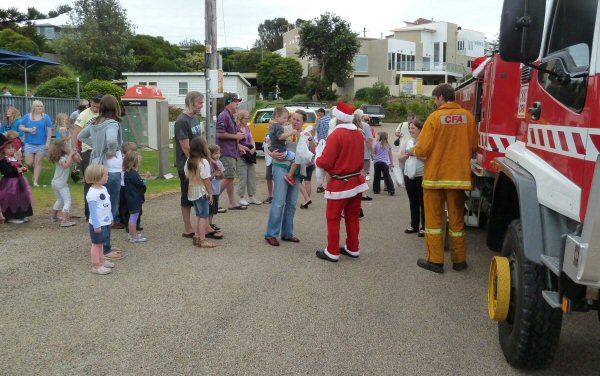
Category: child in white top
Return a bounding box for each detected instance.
[85,165,114,275]
[48,139,77,227]
[184,136,215,248]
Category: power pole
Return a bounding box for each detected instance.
[205,0,218,145]
[363,27,367,38]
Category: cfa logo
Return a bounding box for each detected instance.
[441,115,467,125]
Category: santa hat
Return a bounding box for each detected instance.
[332,102,356,123]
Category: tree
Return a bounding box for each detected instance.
[54,0,135,81]
[298,13,361,87]
[257,53,303,99]
[0,28,38,54]
[0,5,71,24]
[222,49,262,73]
[255,17,293,51]
[128,34,184,72]
[0,29,41,84]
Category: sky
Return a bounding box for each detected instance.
[10,0,502,48]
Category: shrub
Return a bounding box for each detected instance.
[168,105,183,122]
[35,77,78,98]
[354,87,371,101]
[34,65,72,84]
[82,79,125,99]
[368,81,390,105]
[383,101,408,122]
[289,94,311,103]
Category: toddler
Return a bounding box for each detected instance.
[0,134,32,224]
[208,144,225,234]
[267,107,298,185]
[48,139,77,227]
[85,164,115,275]
[123,150,149,242]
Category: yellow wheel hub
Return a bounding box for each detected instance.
[488,256,511,321]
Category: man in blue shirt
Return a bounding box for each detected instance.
[315,108,330,193]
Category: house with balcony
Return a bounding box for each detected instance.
[34,23,64,41]
[281,18,485,97]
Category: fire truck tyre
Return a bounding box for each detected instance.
[498,219,563,370]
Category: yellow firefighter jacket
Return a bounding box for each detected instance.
[412,102,477,190]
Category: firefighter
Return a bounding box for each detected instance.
[409,84,477,273]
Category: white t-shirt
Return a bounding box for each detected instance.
[86,186,112,227]
[184,158,211,200]
[106,150,123,173]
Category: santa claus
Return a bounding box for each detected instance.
[315,102,369,262]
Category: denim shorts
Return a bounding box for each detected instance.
[193,197,210,218]
[89,224,111,244]
[24,143,46,155]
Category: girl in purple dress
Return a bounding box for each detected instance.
[0,134,33,224]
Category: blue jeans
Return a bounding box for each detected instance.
[105,172,121,222]
[265,165,300,239]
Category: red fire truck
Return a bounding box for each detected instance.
[457,0,600,369]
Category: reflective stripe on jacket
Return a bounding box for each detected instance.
[413,102,477,190]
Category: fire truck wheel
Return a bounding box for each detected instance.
[488,256,511,321]
[497,219,563,370]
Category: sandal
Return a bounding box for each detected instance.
[206,231,223,239]
[300,200,312,209]
[228,205,247,210]
[104,251,124,260]
[199,239,216,248]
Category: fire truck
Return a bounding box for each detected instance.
[456,0,600,369]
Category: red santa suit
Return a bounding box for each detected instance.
[315,105,369,261]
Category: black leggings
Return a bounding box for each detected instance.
[404,175,425,230]
[373,161,394,194]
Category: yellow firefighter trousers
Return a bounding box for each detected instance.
[423,189,466,264]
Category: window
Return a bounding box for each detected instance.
[434,42,440,63]
[139,82,147,85]
[458,41,465,51]
[149,81,157,86]
[354,54,368,72]
[443,42,447,63]
[179,82,188,95]
[538,0,595,112]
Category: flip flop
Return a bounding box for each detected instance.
[182,232,195,238]
[228,206,247,210]
[206,231,223,239]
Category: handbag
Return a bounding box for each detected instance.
[241,150,257,164]
[394,137,400,147]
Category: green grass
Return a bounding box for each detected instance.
[27,148,181,212]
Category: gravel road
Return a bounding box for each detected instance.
[2,123,599,375]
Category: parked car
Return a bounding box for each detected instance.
[250,104,320,149]
[360,104,385,126]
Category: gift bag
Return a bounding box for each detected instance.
[295,133,314,165]
[314,139,326,185]
[263,140,272,166]
[405,156,418,179]
[392,166,405,188]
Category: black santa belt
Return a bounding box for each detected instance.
[331,172,362,182]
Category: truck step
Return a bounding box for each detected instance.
[541,254,561,275]
[542,290,562,309]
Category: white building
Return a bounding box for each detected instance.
[122,72,254,116]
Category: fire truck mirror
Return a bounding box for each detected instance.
[499,0,546,63]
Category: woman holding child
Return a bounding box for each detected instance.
[264,108,316,246]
